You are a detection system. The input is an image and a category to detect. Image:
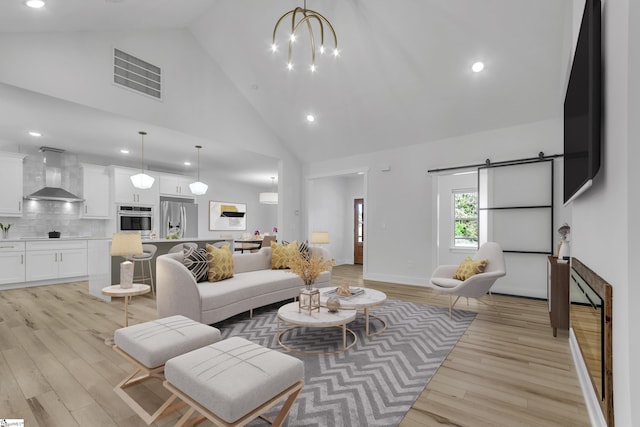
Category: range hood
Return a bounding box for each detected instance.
[25,147,84,203]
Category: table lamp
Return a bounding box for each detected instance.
[110,232,143,289]
[310,231,330,245]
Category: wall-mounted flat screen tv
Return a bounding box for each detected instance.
[563,0,601,205]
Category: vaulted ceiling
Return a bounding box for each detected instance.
[0,0,574,184]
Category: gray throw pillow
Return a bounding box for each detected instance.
[183,246,208,282]
[299,240,310,260]
[283,239,310,260]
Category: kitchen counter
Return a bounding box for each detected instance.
[139,237,231,243]
[2,236,111,242]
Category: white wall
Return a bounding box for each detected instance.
[628,0,640,420]
[570,0,637,424]
[0,30,284,158]
[306,118,567,291]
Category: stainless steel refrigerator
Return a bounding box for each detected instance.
[160,199,199,239]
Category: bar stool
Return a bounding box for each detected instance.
[127,244,158,295]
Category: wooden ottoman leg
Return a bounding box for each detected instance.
[163,380,304,427]
[113,346,185,424]
[163,337,304,427]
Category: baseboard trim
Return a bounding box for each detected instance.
[362,272,426,287]
[569,328,607,427]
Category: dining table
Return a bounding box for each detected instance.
[234,239,263,253]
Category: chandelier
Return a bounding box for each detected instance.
[271,0,338,72]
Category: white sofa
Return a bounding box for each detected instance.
[156,246,332,325]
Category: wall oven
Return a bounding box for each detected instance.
[117,205,153,238]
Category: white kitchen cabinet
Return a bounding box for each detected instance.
[159,173,195,199]
[0,152,26,216]
[112,167,159,205]
[0,242,25,285]
[81,164,111,219]
[25,240,88,282]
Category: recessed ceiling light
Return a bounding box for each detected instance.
[184,161,191,166]
[306,114,315,122]
[25,0,45,9]
[120,149,129,154]
[472,61,485,73]
[28,131,42,137]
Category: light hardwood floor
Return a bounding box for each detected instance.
[0,265,589,426]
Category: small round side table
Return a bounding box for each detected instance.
[102,283,150,345]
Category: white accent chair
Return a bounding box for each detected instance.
[427,242,506,318]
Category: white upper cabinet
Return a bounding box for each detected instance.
[81,164,110,219]
[0,152,26,216]
[112,166,159,205]
[159,173,195,199]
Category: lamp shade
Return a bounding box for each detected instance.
[189,181,208,195]
[259,192,278,204]
[310,231,330,244]
[110,232,143,257]
[130,173,155,189]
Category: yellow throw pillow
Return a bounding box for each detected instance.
[453,257,488,281]
[206,243,234,282]
[271,240,299,269]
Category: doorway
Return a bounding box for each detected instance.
[354,198,364,265]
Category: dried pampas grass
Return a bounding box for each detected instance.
[288,250,335,285]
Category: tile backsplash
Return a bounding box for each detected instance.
[0,201,109,239]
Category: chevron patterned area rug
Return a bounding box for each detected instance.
[215,299,476,427]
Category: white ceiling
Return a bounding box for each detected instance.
[0,0,574,185]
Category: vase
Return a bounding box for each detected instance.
[304,280,314,291]
[2,230,7,239]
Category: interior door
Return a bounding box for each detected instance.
[354,198,364,265]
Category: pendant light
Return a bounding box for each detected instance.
[189,145,208,195]
[130,131,155,189]
[259,177,278,204]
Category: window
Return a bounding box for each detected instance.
[453,190,478,248]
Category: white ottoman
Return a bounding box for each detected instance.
[113,315,222,424]
[164,337,304,427]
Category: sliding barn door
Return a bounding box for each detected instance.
[478,159,554,296]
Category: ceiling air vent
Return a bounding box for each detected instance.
[113,48,161,99]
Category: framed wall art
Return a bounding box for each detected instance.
[209,201,247,231]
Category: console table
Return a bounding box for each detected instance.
[547,256,569,336]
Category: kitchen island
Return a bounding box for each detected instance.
[104,237,233,301]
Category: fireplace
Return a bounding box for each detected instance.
[570,257,613,426]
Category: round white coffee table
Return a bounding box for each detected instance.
[102,283,150,345]
[318,287,388,336]
[277,301,357,355]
